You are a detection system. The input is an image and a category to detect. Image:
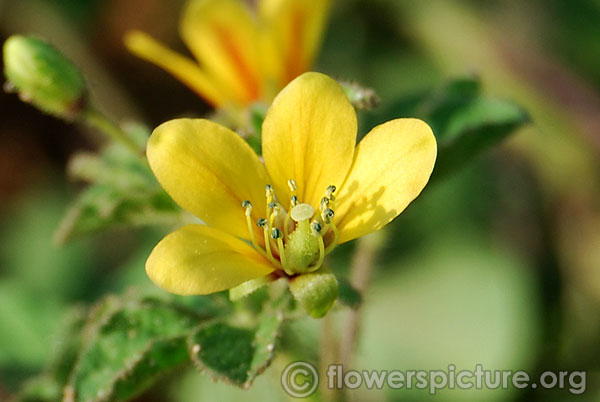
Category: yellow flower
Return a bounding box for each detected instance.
[124,0,331,108]
[145,72,437,305]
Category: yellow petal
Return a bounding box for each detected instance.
[146,224,273,295]
[181,0,262,105]
[335,118,437,244]
[259,0,332,85]
[262,72,357,208]
[124,30,226,107]
[147,118,270,241]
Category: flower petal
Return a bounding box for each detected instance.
[259,0,332,84]
[181,0,262,105]
[262,72,357,208]
[146,224,274,295]
[335,118,437,243]
[124,30,226,107]
[147,118,270,241]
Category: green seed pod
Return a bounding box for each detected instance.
[3,35,86,119]
[289,267,338,318]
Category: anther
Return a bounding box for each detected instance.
[309,222,325,271]
[285,195,298,237]
[268,201,277,210]
[288,179,297,192]
[243,200,269,262]
[325,185,336,205]
[320,197,329,209]
[311,221,322,235]
[260,219,280,268]
[257,218,267,227]
[274,229,290,275]
[321,208,335,223]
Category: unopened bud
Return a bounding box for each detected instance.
[3,35,86,120]
[339,80,380,110]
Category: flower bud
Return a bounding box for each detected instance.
[289,267,338,318]
[3,35,86,119]
[339,80,380,110]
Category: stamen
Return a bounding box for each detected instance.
[243,200,267,259]
[325,219,339,254]
[259,218,280,267]
[271,227,282,239]
[311,221,322,234]
[265,184,274,218]
[272,228,291,275]
[268,202,281,230]
[257,218,267,227]
[309,221,325,271]
[326,185,336,209]
[321,208,335,223]
[284,195,299,237]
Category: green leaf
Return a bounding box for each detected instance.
[188,322,255,386]
[246,294,286,385]
[55,139,183,244]
[66,297,206,402]
[432,97,529,181]
[188,295,286,388]
[366,76,529,181]
[54,183,181,244]
[13,375,63,402]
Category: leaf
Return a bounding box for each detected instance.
[432,97,529,181]
[13,375,63,402]
[188,322,255,386]
[65,297,206,402]
[246,293,286,385]
[55,139,183,244]
[188,294,287,388]
[365,76,529,181]
[54,183,182,244]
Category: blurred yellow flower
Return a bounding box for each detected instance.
[144,72,437,297]
[125,0,331,108]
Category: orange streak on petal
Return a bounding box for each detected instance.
[214,23,261,102]
[285,7,305,83]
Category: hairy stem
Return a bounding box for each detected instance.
[340,231,385,371]
[82,107,142,155]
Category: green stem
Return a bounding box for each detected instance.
[82,107,141,155]
[339,231,386,373]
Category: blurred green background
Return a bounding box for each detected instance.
[1,0,599,401]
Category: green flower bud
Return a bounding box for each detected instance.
[3,35,86,119]
[289,267,338,318]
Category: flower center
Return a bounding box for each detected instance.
[241,180,339,275]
